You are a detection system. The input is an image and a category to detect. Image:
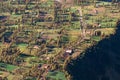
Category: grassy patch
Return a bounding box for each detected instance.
[0,62,18,71]
[92,36,101,42]
[17,43,28,52]
[46,71,66,80]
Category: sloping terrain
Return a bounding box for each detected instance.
[66,20,120,80]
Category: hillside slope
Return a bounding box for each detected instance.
[66,20,120,80]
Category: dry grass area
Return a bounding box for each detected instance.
[0,71,9,78]
[96,28,115,35]
[84,5,119,17]
[68,30,81,36]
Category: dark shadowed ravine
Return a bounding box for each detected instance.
[66,20,120,80]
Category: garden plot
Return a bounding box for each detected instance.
[46,71,66,80]
[0,62,18,72]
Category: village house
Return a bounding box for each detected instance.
[63,49,74,58]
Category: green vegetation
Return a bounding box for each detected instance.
[92,36,101,41]
[0,0,119,79]
[0,62,18,71]
[46,71,66,80]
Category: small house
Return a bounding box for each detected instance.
[63,49,74,58]
[65,49,74,55]
[33,45,39,49]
